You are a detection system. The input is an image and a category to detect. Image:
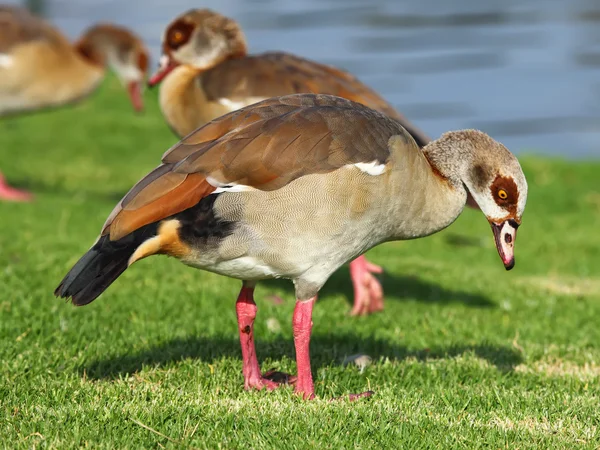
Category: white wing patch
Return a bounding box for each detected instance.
[217,97,266,111]
[353,161,387,176]
[206,176,255,194]
[0,54,14,68]
[213,185,254,194]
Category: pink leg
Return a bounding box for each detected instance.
[236,284,293,390]
[349,255,384,316]
[292,296,374,401]
[0,172,32,202]
[292,297,316,399]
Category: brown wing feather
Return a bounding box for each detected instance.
[200,52,430,147]
[103,94,410,241]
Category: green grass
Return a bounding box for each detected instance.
[1,78,600,449]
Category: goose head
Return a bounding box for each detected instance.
[77,24,149,112]
[426,130,528,270]
[148,9,247,86]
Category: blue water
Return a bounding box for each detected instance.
[8,0,600,158]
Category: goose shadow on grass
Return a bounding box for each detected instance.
[83,334,522,381]
[83,258,507,380]
[261,264,495,309]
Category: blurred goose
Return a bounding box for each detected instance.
[0,6,149,116]
[0,6,149,202]
[55,94,528,400]
[148,8,432,315]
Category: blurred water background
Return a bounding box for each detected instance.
[8,0,600,158]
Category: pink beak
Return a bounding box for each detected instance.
[127,81,144,112]
[148,58,179,87]
[490,219,519,270]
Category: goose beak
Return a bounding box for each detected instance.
[127,81,144,112]
[490,219,519,270]
[148,55,178,87]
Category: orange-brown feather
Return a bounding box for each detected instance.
[107,174,215,241]
[158,221,192,259]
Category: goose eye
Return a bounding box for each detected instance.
[166,20,195,50]
[172,30,184,43]
[498,189,508,200]
[169,28,190,48]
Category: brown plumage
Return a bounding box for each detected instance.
[198,52,402,121]
[102,94,398,241]
[150,8,429,147]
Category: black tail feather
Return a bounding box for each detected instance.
[54,223,158,306]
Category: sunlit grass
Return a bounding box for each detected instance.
[1,78,599,448]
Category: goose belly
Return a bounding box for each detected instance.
[181,171,389,282]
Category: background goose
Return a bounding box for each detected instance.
[0,5,149,202]
[0,5,149,116]
[55,94,528,400]
[148,8,433,315]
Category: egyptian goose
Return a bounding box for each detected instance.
[148,8,431,316]
[0,6,149,116]
[55,94,528,400]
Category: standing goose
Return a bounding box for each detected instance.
[0,6,149,116]
[55,94,528,401]
[148,8,431,315]
[0,6,149,201]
